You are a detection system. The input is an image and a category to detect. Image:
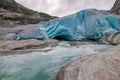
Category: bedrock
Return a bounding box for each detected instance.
[57,45,120,80]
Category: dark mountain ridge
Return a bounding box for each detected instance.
[110,0,120,14]
[0,0,57,27]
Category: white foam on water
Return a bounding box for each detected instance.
[0,41,112,80]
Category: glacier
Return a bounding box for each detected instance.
[0,41,112,80]
[15,9,120,40]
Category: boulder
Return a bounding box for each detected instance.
[0,39,58,51]
[100,32,120,45]
[0,24,41,40]
[57,45,120,80]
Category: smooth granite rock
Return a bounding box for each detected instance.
[57,45,120,80]
[0,39,58,52]
[100,32,120,45]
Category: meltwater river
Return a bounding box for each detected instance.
[0,41,112,80]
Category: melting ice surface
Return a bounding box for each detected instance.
[0,41,112,80]
[15,9,120,40]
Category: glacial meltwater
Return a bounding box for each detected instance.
[0,41,112,80]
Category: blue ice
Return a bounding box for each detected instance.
[16,9,120,40]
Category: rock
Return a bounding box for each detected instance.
[0,9,46,27]
[0,11,43,26]
[111,34,120,44]
[0,24,41,40]
[57,45,120,80]
[107,32,120,45]
[100,32,120,45]
[0,0,57,27]
[1,33,17,40]
[0,0,55,19]
[0,39,58,51]
[110,0,120,14]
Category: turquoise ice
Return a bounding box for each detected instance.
[16,9,120,40]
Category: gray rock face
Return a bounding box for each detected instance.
[57,1,120,79]
[0,39,58,53]
[0,0,57,27]
[100,32,120,45]
[57,45,120,80]
[0,24,40,40]
[0,10,42,27]
[110,0,120,14]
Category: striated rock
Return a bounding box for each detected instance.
[0,24,40,40]
[110,0,120,14]
[0,10,43,27]
[0,39,58,52]
[57,45,120,80]
[1,33,17,40]
[0,0,57,27]
[100,32,120,45]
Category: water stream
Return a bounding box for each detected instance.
[0,41,112,80]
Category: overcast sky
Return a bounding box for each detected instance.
[15,0,115,17]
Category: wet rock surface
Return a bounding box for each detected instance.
[0,39,58,53]
[100,32,120,45]
[0,10,43,27]
[57,45,120,80]
[0,24,40,40]
[0,0,56,27]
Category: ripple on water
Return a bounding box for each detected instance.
[0,41,112,80]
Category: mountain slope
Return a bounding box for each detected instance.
[0,0,56,27]
[110,0,120,14]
